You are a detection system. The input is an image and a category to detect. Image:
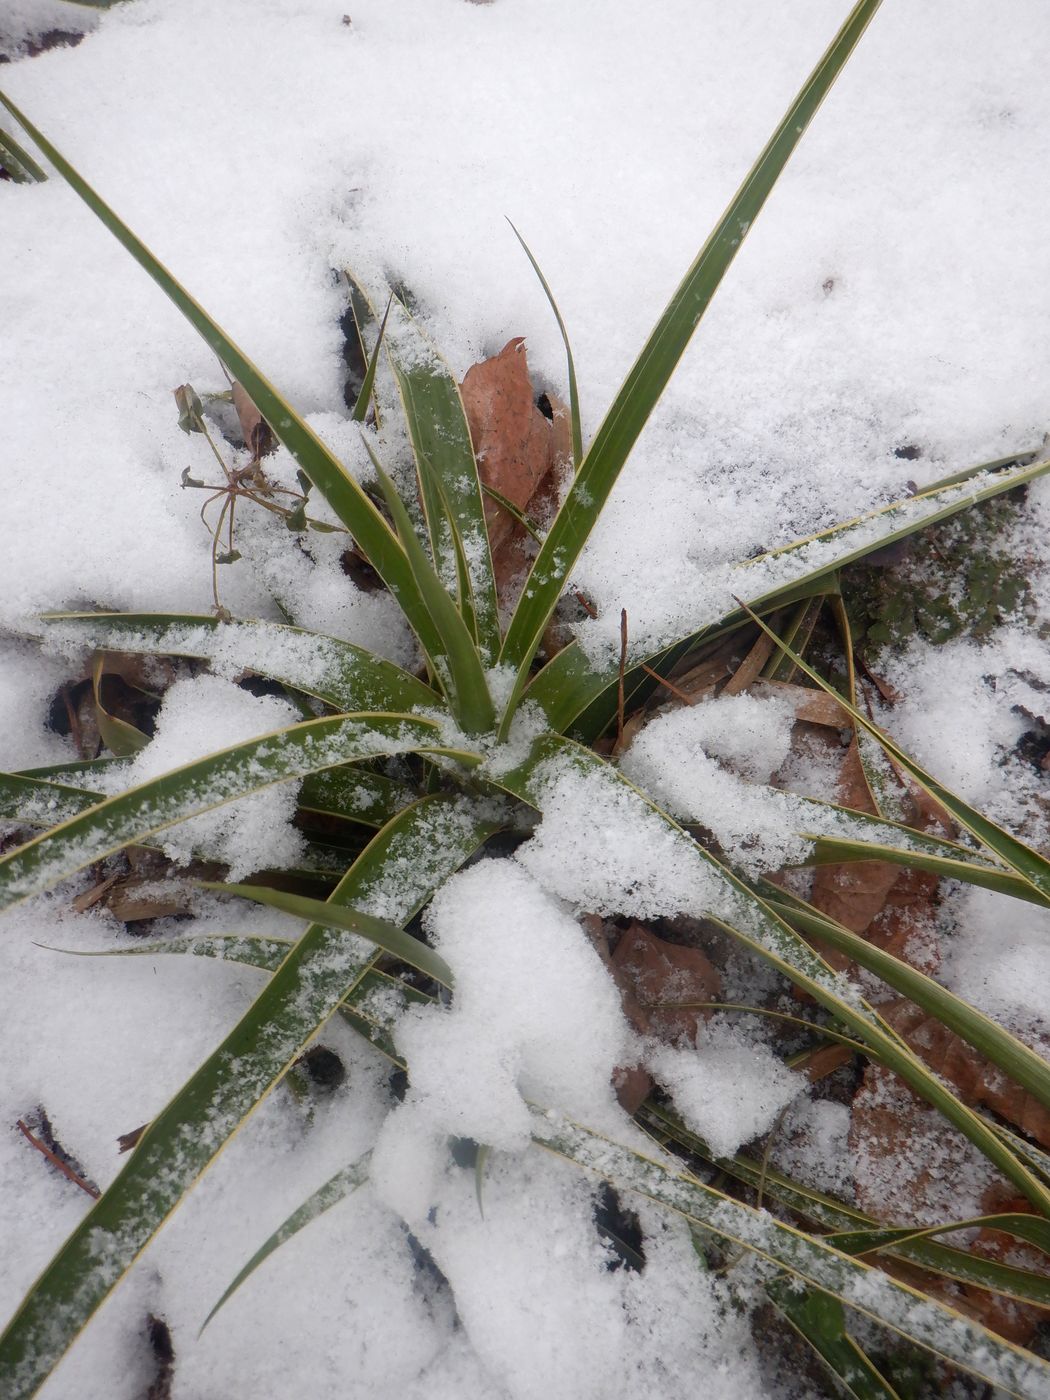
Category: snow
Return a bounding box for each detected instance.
[0,641,75,770]
[941,886,1050,1043]
[878,629,1050,849]
[113,674,306,879]
[385,862,630,1152]
[4,0,1050,1395]
[646,1019,804,1158]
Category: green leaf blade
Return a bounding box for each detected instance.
[0,713,479,912]
[523,449,1050,740]
[40,612,440,715]
[488,732,1050,1215]
[363,440,495,734]
[537,1114,1050,1399]
[497,0,884,709]
[202,1154,371,1332]
[383,295,502,664]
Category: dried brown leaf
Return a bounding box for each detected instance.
[461,337,558,599]
[794,1041,855,1083]
[93,651,177,696]
[722,632,776,697]
[882,999,1050,1149]
[117,1123,148,1154]
[103,878,190,923]
[665,634,744,702]
[609,922,722,1044]
[232,381,275,460]
[810,738,898,942]
[850,1063,999,1224]
[863,864,942,975]
[751,678,850,729]
[72,873,120,914]
[612,1064,654,1115]
[850,1065,1050,1343]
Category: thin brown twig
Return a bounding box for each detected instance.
[210,493,234,612]
[639,662,695,706]
[756,1102,793,1214]
[615,608,628,752]
[15,1119,100,1199]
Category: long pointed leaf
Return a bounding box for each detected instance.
[743,606,1050,907]
[351,293,392,422]
[1,766,406,850]
[767,1282,902,1400]
[524,449,1050,739]
[643,1101,1050,1309]
[298,766,412,829]
[507,219,582,468]
[534,1113,1050,1399]
[0,125,46,182]
[363,439,495,733]
[496,0,883,713]
[39,612,439,713]
[201,1153,371,1332]
[489,733,1050,1214]
[382,293,502,664]
[0,795,498,1397]
[760,888,1050,1114]
[0,92,448,667]
[0,712,479,911]
[0,772,100,827]
[205,880,454,988]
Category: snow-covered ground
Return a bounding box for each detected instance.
[3,2,1050,1396]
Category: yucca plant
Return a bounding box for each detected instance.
[3,1,1050,1395]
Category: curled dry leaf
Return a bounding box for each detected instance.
[93,650,178,695]
[232,380,275,460]
[460,337,567,602]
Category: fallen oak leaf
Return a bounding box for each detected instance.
[861,862,942,976]
[584,918,722,1114]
